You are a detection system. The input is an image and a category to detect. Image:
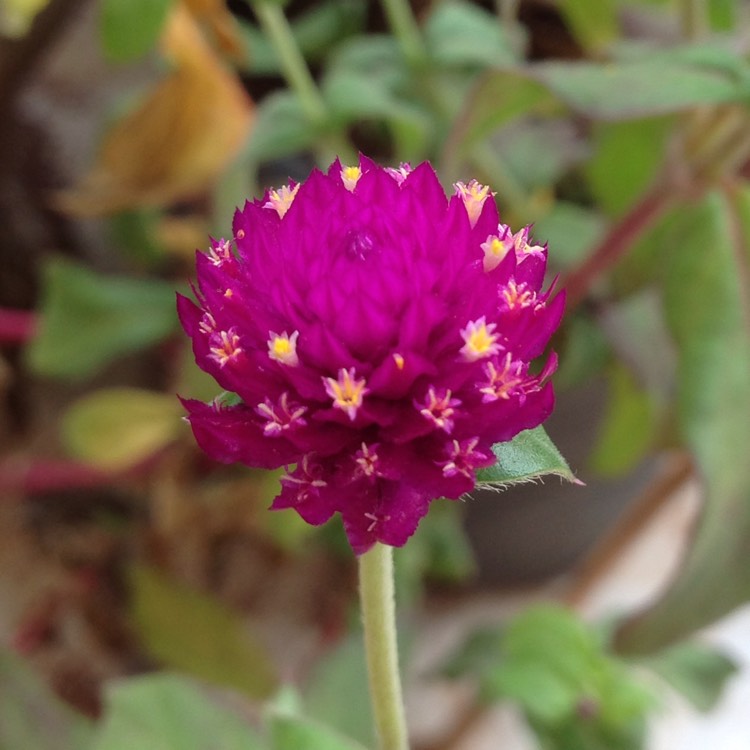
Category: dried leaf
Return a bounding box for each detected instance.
[59,4,253,215]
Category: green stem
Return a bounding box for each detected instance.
[359,543,409,750]
[380,0,426,67]
[249,0,327,123]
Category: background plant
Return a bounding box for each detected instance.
[1,0,749,747]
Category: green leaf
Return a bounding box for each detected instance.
[532,46,750,119]
[476,425,577,486]
[424,0,517,69]
[640,642,737,711]
[708,0,738,31]
[100,0,173,63]
[444,606,655,744]
[27,258,177,380]
[444,69,557,167]
[61,388,183,471]
[586,118,673,217]
[268,712,367,750]
[589,363,656,477]
[129,566,277,699]
[616,187,750,652]
[555,313,611,389]
[490,118,587,193]
[559,0,619,53]
[92,674,266,750]
[0,648,94,750]
[304,634,375,749]
[533,202,606,271]
[247,92,318,163]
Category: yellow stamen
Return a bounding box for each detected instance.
[341,165,362,191]
[459,317,501,362]
[267,330,300,366]
[263,183,300,218]
[393,353,405,370]
[323,367,369,420]
[454,180,495,227]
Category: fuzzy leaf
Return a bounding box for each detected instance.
[424,0,517,68]
[92,674,266,750]
[640,642,737,711]
[533,46,750,119]
[476,425,577,486]
[269,713,366,750]
[304,635,375,749]
[27,258,177,380]
[0,649,94,750]
[129,566,277,699]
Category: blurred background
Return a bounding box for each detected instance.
[1,0,750,748]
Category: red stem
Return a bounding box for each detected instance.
[0,457,109,494]
[561,187,675,309]
[0,307,38,343]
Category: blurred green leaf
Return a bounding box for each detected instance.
[534,202,606,271]
[616,187,750,651]
[444,69,556,166]
[62,388,183,471]
[108,210,165,266]
[555,314,611,389]
[0,648,93,750]
[476,425,577,486]
[27,258,177,380]
[491,118,587,193]
[590,363,656,476]
[130,566,277,699]
[248,92,318,163]
[708,0,738,30]
[100,0,173,63]
[395,501,476,602]
[268,712,366,750]
[640,642,737,711]
[533,46,750,119]
[239,0,366,74]
[92,674,266,750]
[304,634,375,749]
[444,606,654,749]
[586,118,672,217]
[424,0,517,68]
[559,0,619,53]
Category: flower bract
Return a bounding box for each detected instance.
[178,157,564,554]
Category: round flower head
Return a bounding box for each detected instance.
[178,157,564,554]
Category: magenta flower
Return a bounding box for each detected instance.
[178,157,564,554]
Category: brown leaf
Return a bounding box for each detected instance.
[58,4,253,215]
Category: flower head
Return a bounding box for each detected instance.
[178,156,564,554]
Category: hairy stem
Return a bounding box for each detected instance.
[359,543,409,750]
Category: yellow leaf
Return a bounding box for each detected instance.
[58,4,253,215]
[61,387,184,471]
[0,0,49,36]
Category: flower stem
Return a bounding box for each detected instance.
[359,543,409,750]
[380,0,426,68]
[248,0,327,124]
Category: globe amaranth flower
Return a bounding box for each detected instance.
[178,156,564,554]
